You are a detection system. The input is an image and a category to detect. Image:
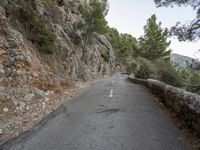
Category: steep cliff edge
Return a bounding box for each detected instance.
[0,0,116,88]
[0,0,116,144]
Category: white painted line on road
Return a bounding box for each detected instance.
[109,89,113,98]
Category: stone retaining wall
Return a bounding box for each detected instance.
[128,76,200,135]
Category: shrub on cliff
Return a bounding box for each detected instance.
[100,49,110,63]
[79,0,108,48]
[20,7,56,54]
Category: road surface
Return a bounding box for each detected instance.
[2,75,191,150]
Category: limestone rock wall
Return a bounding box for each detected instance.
[0,0,116,94]
[0,0,116,121]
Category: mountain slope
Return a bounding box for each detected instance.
[0,0,116,144]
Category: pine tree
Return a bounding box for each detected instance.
[139,14,172,61]
[80,0,108,39]
[78,0,108,53]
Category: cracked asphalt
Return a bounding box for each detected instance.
[3,75,191,150]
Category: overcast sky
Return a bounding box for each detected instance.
[106,0,200,58]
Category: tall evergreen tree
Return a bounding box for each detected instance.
[139,14,172,61]
[106,27,138,64]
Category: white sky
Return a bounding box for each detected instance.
[106,0,200,58]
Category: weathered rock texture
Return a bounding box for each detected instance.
[0,0,116,144]
[129,76,200,135]
[0,0,116,106]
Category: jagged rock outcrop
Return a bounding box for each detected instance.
[0,0,116,93]
[0,0,116,144]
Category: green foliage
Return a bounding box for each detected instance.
[45,0,57,9]
[21,7,55,54]
[80,0,108,36]
[186,71,200,94]
[155,60,183,87]
[128,58,184,87]
[127,60,138,74]
[179,69,190,86]
[139,14,172,61]
[154,0,200,41]
[101,49,110,62]
[74,20,85,29]
[106,27,138,64]
[134,58,156,79]
[69,0,80,8]
[39,31,55,54]
[21,7,37,22]
[118,34,138,57]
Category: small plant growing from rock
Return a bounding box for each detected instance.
[101,49,110,63]
[20,7,56,54]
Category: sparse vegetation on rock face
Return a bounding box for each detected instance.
[101,49,110,62]
[0,0,116,144]
[0,0,199,146]
[20,7,56,54]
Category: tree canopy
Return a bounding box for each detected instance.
[154,0,200,41]
[80,0,108,37]
[138,14,172,61]
[106,27,138,64]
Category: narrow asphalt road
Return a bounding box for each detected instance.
[3,75,191,150]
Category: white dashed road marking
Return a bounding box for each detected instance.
[109,89,113,98]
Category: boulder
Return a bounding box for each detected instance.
[34,89,46,98]
[4,67,12,77]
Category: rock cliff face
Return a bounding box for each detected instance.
[170,53,200,69]
[0,0,116,143]
[0,0,115,95]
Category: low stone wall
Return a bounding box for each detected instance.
[129,76,200,135]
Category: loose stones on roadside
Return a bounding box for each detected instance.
[3,107,8,112]
[34,89,45,98]
[42,102,46,108]
[16,102,26,111]
[25,106,30,111]
[24,93,35,101]
[12,99,19,106]
[45,97,49,102]
[32,72,39,78]
[0,129,3,135]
